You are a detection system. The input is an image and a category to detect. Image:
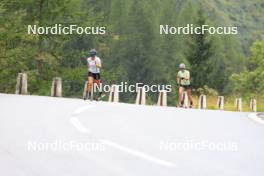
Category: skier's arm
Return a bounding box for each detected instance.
[176,72,181,85]
[176,77,180,85]
[96,62,101,68]
[87,59,90,69]
[95,59,102,68]
[183,71,190,80]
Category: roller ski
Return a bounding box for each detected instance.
[94,93,105,101]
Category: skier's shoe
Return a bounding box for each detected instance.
[83,92,88,100]
[178,101,184,108]
[189,102,193,108]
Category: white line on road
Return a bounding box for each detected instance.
[70,104,176,168]
[100,139,176,168]
[71,105,93,116]
[70,117,91,134]
[70,105,93,133]
[248,113,264,125]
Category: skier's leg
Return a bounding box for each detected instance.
[186,87,193,107]
[94,79,100,85]
[94,73,104,98]
[93,79,101,99]
[178,86,184,107]
[94,78,102,91]
[87,75,94,99]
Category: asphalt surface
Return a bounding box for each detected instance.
[0,93,264,176]
[257,112,264,120]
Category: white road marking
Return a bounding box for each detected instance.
[100,139,176,168]
[248,113,264,125]
[70,117,91,134]
[70,104,176,168]
[71,105,93,116]
[70,105,93,133]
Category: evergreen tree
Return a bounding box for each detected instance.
[186,7,212,89]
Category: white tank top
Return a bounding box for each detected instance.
[87,56,101,73]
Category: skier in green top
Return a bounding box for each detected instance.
[176,63,193,108]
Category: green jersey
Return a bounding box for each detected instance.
[177,70,190,86]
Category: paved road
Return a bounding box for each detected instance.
[0,93,263,176]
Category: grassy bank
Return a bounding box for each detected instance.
[191,95,264,112]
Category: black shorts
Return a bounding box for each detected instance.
[88,72,100,80]
[180,84,191,89]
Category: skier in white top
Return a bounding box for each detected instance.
[85,49,103,100]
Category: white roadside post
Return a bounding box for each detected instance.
[83,81,88,99]
[108,84,119,103]
[135,87,146,105]
[235,98,243,112]
[198,94,207,109]
[217,96,224,110]
[51,77,62,97]
[250,98,257,112]
[157,90,167,106]
[15,73,28,95]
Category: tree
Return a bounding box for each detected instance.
[230,40,264,96]
[186,6,213,89]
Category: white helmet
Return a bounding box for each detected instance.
[179,63,186,69]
